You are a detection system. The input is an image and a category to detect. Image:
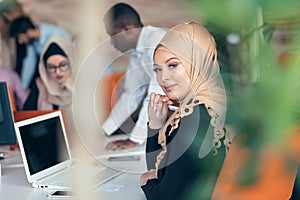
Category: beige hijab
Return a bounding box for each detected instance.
[154,22,227,173]
[36,37,76,110]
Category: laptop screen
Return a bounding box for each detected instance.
[18,115,70,175]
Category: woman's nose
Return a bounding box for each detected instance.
[54,67,62,73]
[161,68,170,81]
[161,68,170,79]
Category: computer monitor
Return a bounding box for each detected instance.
[0,82,17,145]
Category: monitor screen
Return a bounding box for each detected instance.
[0,82,17,145]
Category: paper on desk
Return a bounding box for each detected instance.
[98,183,124,192]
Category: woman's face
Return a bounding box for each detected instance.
[153,46,191,101]
[46,55,71,85]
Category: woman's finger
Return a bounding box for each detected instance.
[156,95,165,112]
[153,94,161,105]
[150,92,156,106]
[162,96,173,105]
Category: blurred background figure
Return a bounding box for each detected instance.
[101,3,166,150]
[0,67,27,110]
[9,15,72,90]
[0,0,25,71]
[23,37,75,116]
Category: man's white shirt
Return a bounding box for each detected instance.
[102,26,166,144]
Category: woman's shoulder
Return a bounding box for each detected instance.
[179,104,211,126]
[198,103,209,114]
[190,104,211,121]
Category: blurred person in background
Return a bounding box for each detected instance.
[23,37,75,115]
[9,15,72,90]
[0,67,27,110]
[102,3,166,150]
[0,0,24,71]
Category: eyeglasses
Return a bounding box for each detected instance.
[46,61,69,73]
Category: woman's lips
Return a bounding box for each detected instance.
[164,84,175,92]
[56,75,64,80]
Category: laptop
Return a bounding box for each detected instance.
[14,111,123,190]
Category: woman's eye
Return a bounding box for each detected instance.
[46,65,55,69]
[153,68,161,73]
[168,63,178,68]
[60,62,67,67]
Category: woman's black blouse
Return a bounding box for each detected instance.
[142,104,225,200]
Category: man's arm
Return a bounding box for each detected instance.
[102,52,151,135]
[11,71,27,110]
[20,45,37,89]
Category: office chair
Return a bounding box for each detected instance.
[97,71,125,121]
[212,126,300,199]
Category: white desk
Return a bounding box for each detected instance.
[0,145,147,200]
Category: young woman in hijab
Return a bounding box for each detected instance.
[23,37,75,111]
[140,22,228,200]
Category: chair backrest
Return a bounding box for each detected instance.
[97,71,125,121]
[212,126,300,199]
[7,85,17,112]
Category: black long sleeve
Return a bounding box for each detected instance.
[145,127,162,170]
[23,81,38,110]
[142,105,225,200]
[23,81,58,110]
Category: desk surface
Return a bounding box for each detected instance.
[0,144,147,200]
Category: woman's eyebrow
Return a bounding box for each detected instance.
[153,57,180,67]
[165,57,180,63]
[47,60,67,66]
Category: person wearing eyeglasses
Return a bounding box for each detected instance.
[23,37,76,111]
[9,16,72,90]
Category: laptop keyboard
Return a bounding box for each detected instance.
[48,169,72,186]
[50,175,71,186]
[45,166,123,188]
[91,167,123,188]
